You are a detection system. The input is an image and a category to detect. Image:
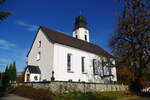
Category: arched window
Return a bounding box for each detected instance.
[37,52,41,60]
[38,41,41,48]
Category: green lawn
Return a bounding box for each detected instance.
[54,91,133,100]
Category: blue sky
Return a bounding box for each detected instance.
[0,0,122,72]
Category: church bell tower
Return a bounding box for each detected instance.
[73,16,90,42]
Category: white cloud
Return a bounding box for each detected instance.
[0,49,27,72]
[0,39,27,72]
[0,64,6,71]
[0,58,11,70]
[0,58,11,63]
[0,64,6,66]
[16,20,38,31]
[0,39,16,50]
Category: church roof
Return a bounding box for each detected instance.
[73,16,88,30]
[26,65,41,74]
[39,26,113,58]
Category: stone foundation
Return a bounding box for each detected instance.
[12,81,128,93]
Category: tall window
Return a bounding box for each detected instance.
[38,41,41,48]
[76,35,78,39]
[109,68,112,75]
[81,57,85,72]
[67,54,71,71]
[27,74,30,82]
[85,35,87,41]
[37,52,41,60]
[93,59,96,75]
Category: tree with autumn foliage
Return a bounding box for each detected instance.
[116,62,134,85]
[109,0,150,93]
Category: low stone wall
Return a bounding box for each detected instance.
[12,81,128,93]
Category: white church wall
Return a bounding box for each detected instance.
[30,74,41,82]
[27,29,54,81]
[53,43,116,83]
[24,69,29,82]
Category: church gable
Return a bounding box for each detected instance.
[27,27,54,81]
[27,27,54,67]
[27,28,52,57]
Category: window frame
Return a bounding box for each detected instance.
[76,35,78,39]
[37,52,41,61]
[67,53,72,72]
[34,76,38,80]
[81,57,85,73]
[93,59,96,75]
[85,35,87,41]
[38,41,41,48]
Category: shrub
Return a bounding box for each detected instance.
[12,86,131,100]
[55,92,122,100]
[129,80,143,94]
[12,86,55,100]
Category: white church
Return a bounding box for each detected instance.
[24,16,117,83]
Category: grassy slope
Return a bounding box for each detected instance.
[54,91,133,100]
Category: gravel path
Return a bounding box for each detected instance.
[133,97,150,100]
[0,92,149,100]
[0,94,32,100]
[117,96,150,100]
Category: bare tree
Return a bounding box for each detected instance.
[0,0,11,21]
[109,0,150,92]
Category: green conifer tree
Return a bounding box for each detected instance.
[12,61,17,82]
[8,64,13,82]
[2,65,9,85]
